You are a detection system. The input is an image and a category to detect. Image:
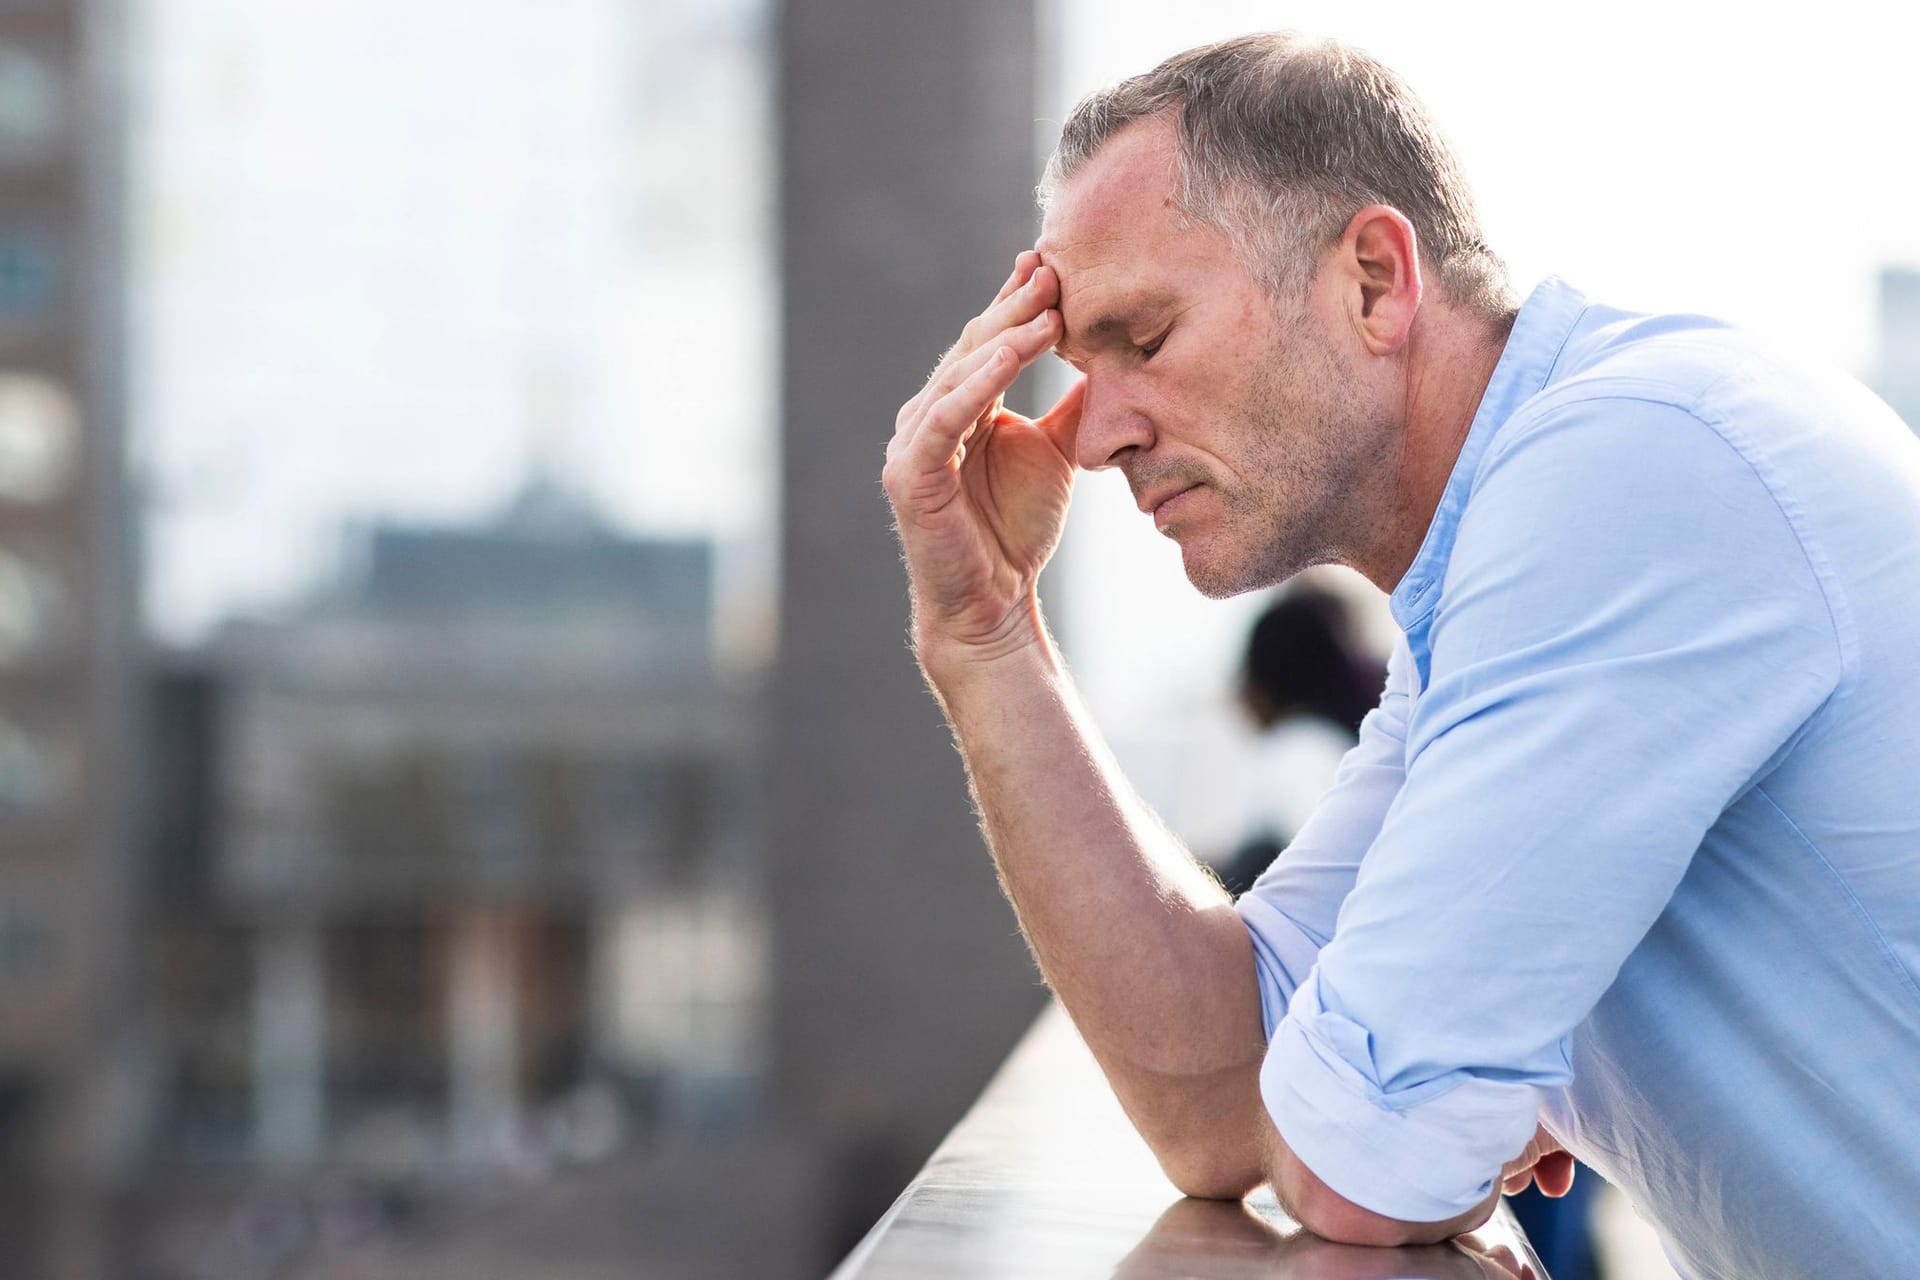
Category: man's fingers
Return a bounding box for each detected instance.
[954,263,1059,367]
[1496,1124,1572,1198]
[1497,1145,1575,1198]
[906,307,1060,435]
[1532,1151,1576,1198]
[909,346,1022,473]
[901,256,1057,429]
[889,251,1058,477]
[988,250,1040,308]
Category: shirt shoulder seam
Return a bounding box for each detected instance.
[1473,382,1857,697]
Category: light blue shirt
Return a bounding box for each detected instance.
[1237,278,1920,1280]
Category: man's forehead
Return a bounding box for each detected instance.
[1036,117,1181,263]
[1037,121,1220,364]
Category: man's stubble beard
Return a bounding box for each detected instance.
[1182,313,1390,600]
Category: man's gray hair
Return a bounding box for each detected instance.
[1040,32,1512,314]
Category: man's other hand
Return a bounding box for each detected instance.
[1500,1125,1575,1198]
[882,250,1085,661]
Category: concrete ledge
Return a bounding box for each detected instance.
[834,1003,1550,1279]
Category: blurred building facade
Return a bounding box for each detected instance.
[0,1,139,1277]
[1876,266,1920,432]
[131,479,765,1276]
[114,0,811,1273]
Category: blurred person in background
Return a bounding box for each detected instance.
[1214,582,1383,898]
[881,29,1920,1280]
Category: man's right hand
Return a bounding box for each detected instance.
[1500,1126,1575,1198]
[881,250,1087,664]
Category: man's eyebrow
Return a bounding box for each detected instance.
[1054,288,1180,362]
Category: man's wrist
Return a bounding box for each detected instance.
[912,600,1059,694]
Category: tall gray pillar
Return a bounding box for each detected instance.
[773,0,1049,1265]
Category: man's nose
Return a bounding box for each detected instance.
[1072,378,1154,471]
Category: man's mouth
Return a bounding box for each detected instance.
[1144,484,1201,531]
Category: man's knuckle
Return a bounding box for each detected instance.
[922,400,956,436]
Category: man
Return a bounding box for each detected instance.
[880,32,1920,1280]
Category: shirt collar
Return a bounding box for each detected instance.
[1388,277,1592,631]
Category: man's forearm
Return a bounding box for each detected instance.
[918,619,1506,1242]
[919,616,1271,1195]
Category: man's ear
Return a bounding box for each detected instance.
[1337,204,1423,357]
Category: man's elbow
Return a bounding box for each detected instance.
[1288,1187,1439,1246]
[1287,1176,1497,1247]
[1124,1074,1268,1200]
[1269,1138,1497,1246]
[1154,1141,1264,1201]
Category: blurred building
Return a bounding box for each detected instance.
[118,0,804,1272]
[1876,266,1920,432]
[0,1,139,1278]
[133,478,766,1277]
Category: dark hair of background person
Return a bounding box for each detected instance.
[1237,586,1381,737]
[1215,586,1385,900]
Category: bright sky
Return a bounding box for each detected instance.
[1047,0,1920,734]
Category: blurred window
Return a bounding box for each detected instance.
[595,756,713,884]
[0,371,75,503]
[0,714,72,824]
[326,918,445,1115]
[0,903,50,985]
[151,921,255,1156]
[658,758,712,882]
[0,42,62,164]
[455,748,527,877]
[528,747,583,873]
[0,546,63,665]
[325,750,453,879]
[0,225,59,323]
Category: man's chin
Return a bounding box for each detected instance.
[1179,535,1313,600]
[1180,548,1284,601]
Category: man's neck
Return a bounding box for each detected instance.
[1352,303,1517,594]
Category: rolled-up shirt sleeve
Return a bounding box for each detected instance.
[1245,392,1845,1221]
